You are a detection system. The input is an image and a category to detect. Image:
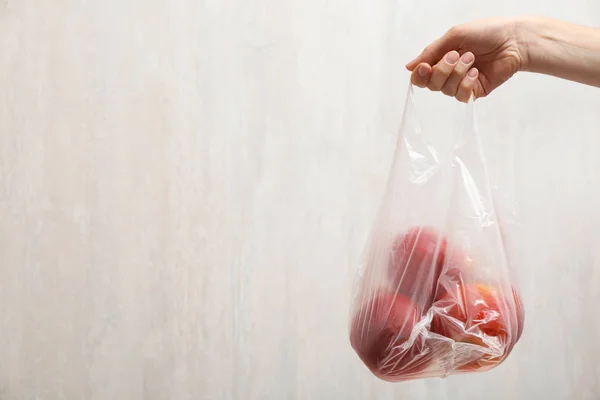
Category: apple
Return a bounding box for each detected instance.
[350,292,430,379]
[433,248,475,301]
[388,226,448,311]
[376,333,437,382]
[430,283,523,371]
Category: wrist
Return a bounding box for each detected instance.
[512,16,553,73]
[513,16,600,87]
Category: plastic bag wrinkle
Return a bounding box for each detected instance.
[349,84,525,382]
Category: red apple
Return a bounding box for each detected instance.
[430,283,522,371]
[433,248,475,301]
[350,292,430,379]
[376,333,436,381]
[389,226,448,311]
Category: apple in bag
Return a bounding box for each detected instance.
[388,226,448,310]
[349,292,431,379]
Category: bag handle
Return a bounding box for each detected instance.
[402,82,476,145]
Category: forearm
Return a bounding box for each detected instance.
[519,16,600,87]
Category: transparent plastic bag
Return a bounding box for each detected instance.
[349,84,525,382]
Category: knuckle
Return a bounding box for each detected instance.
[422,45,433,57]
[427,82,442,91]
[441,86,456,96]
[453,64,469,76]
[437,60,456,74]
[447,24,465,38]
[411,75,427,88]
[459,78,472,90]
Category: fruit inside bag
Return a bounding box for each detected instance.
[349,85,525,382]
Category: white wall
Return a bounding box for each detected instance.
[1,1,599,399]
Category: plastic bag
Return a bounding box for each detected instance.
[349,84,524,382]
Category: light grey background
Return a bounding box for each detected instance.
[1,1,599,399]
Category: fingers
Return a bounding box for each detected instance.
[427,51,460,91]
[406,26,464,71]
[455,68,480,103]
[409,51,482,103]
[441,52,475,96]
[410,63,432,88]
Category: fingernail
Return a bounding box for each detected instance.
[468,68,478,78]
[445,51,459,64]
[418,64,429,76]
[461,52,474,64]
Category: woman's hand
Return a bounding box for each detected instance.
[405,17,527,102]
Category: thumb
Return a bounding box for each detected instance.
[406,28,463,71]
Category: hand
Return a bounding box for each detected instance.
[405,17,527,102]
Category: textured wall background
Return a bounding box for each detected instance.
[1,1,599,399]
